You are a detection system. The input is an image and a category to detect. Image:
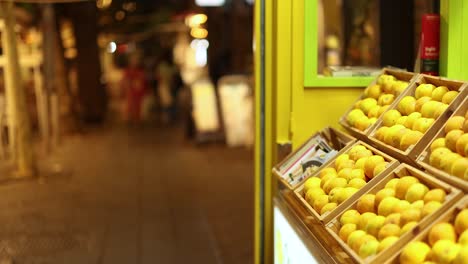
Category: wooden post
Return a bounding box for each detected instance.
[0,1,36,177]
[42,3,56,152]
[32,52,48,151]
[30,29,49,155]
[50,93,59,148]
[68,2,106,122]
[53,16,70,146]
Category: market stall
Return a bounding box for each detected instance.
[254,0,468,263]
[273,70,467,263]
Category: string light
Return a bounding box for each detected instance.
[97,0,112,9]
[185,14,207,28]
[115,10,125,21]
[190,27,208,39]
[122,2,136,12]
[64,48,77,59]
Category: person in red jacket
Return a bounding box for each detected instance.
[122,54,147,123]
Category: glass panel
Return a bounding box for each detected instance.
[317,0,439,76]
[318,0,380,74]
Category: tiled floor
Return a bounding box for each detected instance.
[0,124,254,264]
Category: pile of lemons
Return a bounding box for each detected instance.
[302,145,389,216]
[429,110,468,180]
[336,175,447,259]
[399,208,468,264]
[346,74,409,131]
[374,83,460,151]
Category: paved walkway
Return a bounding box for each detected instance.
[0,124,254,264]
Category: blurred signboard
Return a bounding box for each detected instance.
[274,206,319,264]
[218,75,253,147]
[190,79,220,133]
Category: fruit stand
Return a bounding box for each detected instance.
[254,1,468,263]
[273,70,468,264]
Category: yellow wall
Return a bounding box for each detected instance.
[289,0,364,149]
[292,88,363,147]
[255,1,365,263]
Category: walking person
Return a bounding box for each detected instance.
[155,50,176,124]
[122,53,147,124]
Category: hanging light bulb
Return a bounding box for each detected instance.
[107,42,117,53]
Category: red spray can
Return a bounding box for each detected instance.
[420,14,440,76]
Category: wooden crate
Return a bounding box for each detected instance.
[339,68,417,142]
[293,141,400,224]
[385,196,468,264]
[368,74,468,166]
[325,163,463,264]
[417,96,468,192]
[273,127,356,190]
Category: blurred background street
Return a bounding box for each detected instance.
[0,0,255,263]
[0,123,253,263]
